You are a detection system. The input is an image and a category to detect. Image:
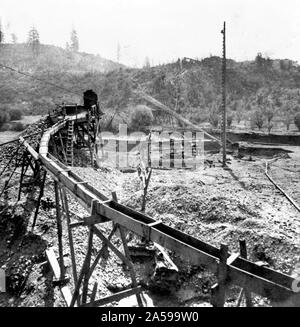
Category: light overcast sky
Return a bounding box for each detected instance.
[1,0,300,67]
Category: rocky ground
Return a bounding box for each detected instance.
[71,147,300,306]
[0,122,300,307]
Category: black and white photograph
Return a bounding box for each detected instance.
[0,0,300,313]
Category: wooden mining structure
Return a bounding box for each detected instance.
[1,91,300,307]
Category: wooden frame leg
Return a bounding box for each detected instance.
[211,244,228,307]
[236,240,252,307]
[54,181,65,279]
[60,187,78,289]
[32,169,47,230]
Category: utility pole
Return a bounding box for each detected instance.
[221,22,227,167]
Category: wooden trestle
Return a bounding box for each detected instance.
[8,113,300,307]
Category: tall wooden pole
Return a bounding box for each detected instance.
[221,22,227,166]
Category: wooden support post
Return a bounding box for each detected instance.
[211,244,229,307]
[192,131,196,158]
[170,138,174,168]
[60,187,78,293]
[181,134,185,168]
[58,132,67,163]
[70,227,95,307]
[85,224,118,282]
[51,138,61,164]
[32,169,47,230]
[87,118,94,167]
[236,240,253,307]
[118,225,143,307]
[81,227,94,304]
[159,138,162,168]
[18,153,26,201]
[22,154,31,178]
[90,282,98,304]
[111,191,143,307]
[54,181,65,279]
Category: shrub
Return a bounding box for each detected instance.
[235,111,243,124]
[129,105,154,132]
[9,108,23,121]
[99,111,127,133]
[264,108,275,133]
[227,113,233,128]
[0,110,10,127]
[0,123,10,132]
[209,111,219,128]
[11,122,25,132]
[111,114,126,133]
[194,111,209,124]
[250,109,264,130]
[295,113,300,131]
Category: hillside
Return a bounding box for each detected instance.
[97,55,300,133]
[1,45,300,133]
[0,43,123,115]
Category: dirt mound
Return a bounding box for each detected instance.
[0,203,47,296]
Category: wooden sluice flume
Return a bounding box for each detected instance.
[1,90,300,307]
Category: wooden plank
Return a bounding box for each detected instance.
[227,253,240,266]
[154,243,178,272]
[46,248,73,307]
[211,244,228,307]
[19,137,39,160]
[54,181,65,279]
[60,187,78,288]
[80,286,142,307]
[239,239,252,307]
[46,248,61,279]
[81,227,94,304]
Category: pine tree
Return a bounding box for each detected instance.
[27,26,40,56]
[0,19,4,44]
[70,29,79,52]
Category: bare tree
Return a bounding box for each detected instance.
[265,109,274,133]
[251,108,264,130]
[137,159,152,212]
[284,110,294,131]
[209,103,219,128]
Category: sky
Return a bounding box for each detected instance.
[1,0,300,67]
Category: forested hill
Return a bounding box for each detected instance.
[0,43,123,114]
[1,44,300,132]
[97,55,300,132]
